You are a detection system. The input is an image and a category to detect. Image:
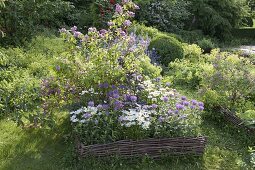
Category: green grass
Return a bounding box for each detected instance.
[0,112,254,170]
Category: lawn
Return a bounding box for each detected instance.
[0,111,254,170]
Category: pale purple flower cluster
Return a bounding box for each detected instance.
[115,4,123,14]
[124,20,131,27]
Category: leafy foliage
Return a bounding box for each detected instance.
[136,0,191,32]
[188,0,249,39]
[149,34,184,66]
[0,36,67,127]
[0,0,73,45]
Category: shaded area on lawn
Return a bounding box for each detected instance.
[0,114,254,170]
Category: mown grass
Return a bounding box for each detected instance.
[0,111,254,170]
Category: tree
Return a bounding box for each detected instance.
[188,0,249,39]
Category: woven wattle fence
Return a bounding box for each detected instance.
[78,136,207,158]
[221,107,255,134]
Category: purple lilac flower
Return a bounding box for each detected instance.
[99,29,107,35]
[199,106,204,111]
[151,104,158,109]
[179,115,187,120]
[190,105,195,109]
[115,4,123,14]
[168,109,173,115]
[123,94,130,101]
[71,26,77,32]
[143,105,149,109]
[114,101,124,110]
[191,100,198,105]
[181,96,187,101]
[88,27,97,33]
[99,82,109,88]
[127,11,135,17]
[88,101,94,107]
[55,65,60,71]
[165,82,171,87]
[158,116,164,123]
[124,20,131,27]
[130,95,137,102]
[176,104,185,110]
[102,104,109,110]
[59,28,66,33]
[183,101,190,106]
[97,104,103,110]
[120,31,126,36]
[122,0,129,4]
[119,85,126,89]
[198,102,204,107]
[162,96,169,102]
[111,85,117,89]
[134,4,140,10]
[155,77,161,82]
[137,75,143,81]
[83,113,92,119]
[107,21,114,26]
[74,31,81,38]
[174,110,179,114]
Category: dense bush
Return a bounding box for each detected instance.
[136,0,191,32]
[0,36,67,127]
[0,0,73,45]
[188,0,249,40]
[149,35,184,66]
[199,50,255,112]
[168,47,255,115]
[168,44,204,88]
[197,38,215,53]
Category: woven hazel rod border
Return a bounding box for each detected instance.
[77,136,207,158]
[220,107,255,134]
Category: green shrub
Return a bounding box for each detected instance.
[0,0,73,45]
[199,50,255,111]
[0,35,69,127]
[129,23,160,38]
[176,30,204,43]
[149,35,184,66]
[136,0,191,32]
[182,43,203,61]
[197,38,215,53]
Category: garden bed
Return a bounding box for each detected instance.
[77,136,207,159]
[220,107,255,134]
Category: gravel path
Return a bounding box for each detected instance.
[235,46,255,56]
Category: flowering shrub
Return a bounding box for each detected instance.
[57,0,160,95]
[52,1,204,144]
[199,50,255,111]
[168,47,255,116]
[71,77,204,145]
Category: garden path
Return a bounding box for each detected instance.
[236,45,255,55]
